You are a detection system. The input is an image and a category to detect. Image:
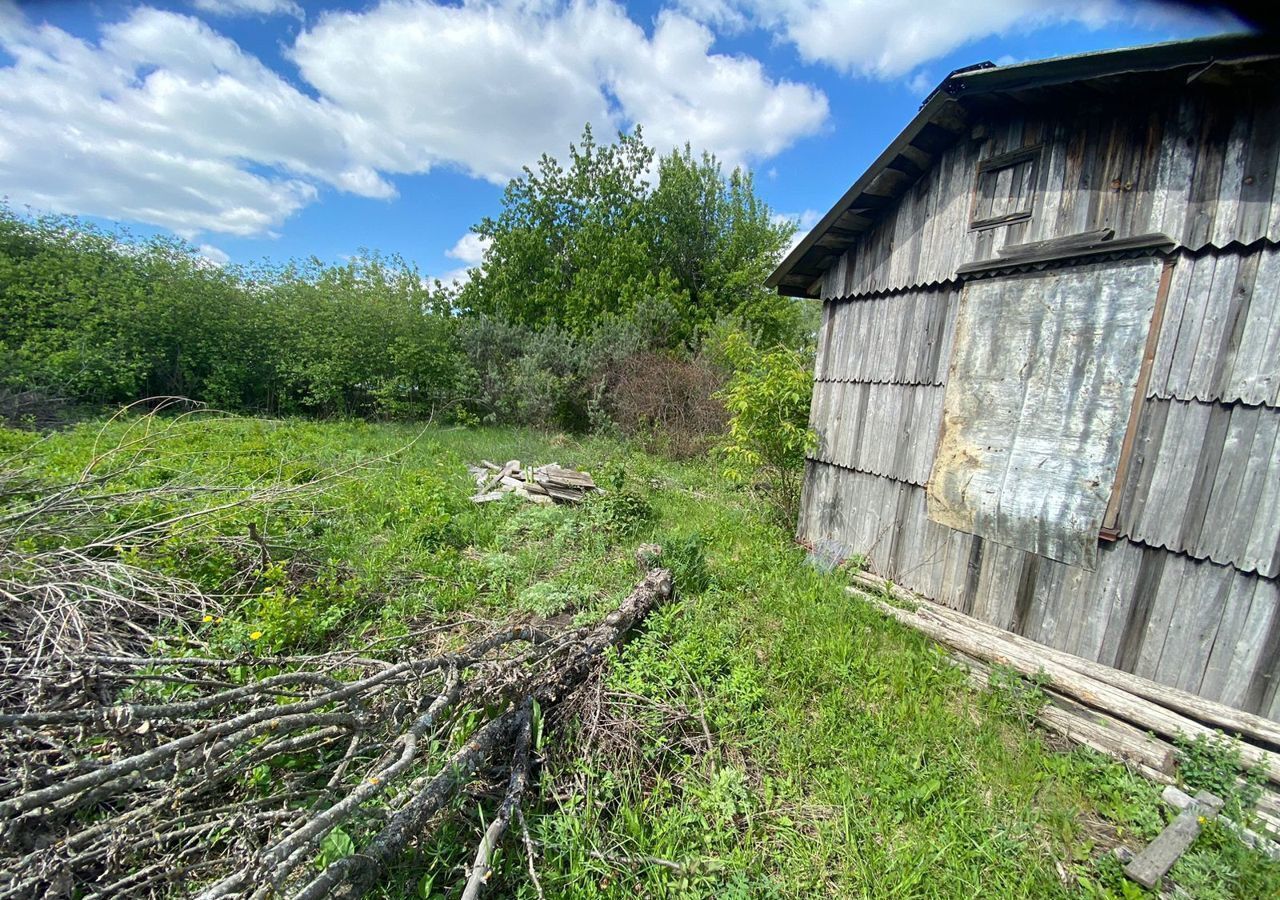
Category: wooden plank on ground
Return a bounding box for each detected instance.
[1124,790,1223,889]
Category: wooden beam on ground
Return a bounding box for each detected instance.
[1124,791,1223,888]
[1162,785,1280,860]
[852,586,1280,785]
[948,650,1177,775]
[848,571,1280,750]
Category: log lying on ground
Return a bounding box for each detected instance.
[850,570,1280,751]
[948,650,1177,776]
[852,583,1280,786]
[0,552,673,900]
[946,648,1280,842]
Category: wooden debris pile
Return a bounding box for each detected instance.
[0,553,675,899]
[468,459,601,505]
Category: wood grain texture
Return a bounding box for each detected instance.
[1114,399,1280,578]
[799,81,1280,724]
[1147,246,1279,408]
[1125,791,1223,888]
[818,88,1280,301]
[798,461,1280,718]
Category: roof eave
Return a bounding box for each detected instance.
[765,90,960,295]
[767,32,1276,299]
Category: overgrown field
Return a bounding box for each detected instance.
[2,415,1276,898]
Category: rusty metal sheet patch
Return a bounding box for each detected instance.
[926,257,1162,569]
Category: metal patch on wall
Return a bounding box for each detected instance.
[926,257,1162,569]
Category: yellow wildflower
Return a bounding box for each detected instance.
[250,630,264,641]
[202,614,214,623]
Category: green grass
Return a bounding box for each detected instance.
[4,414,1277,899]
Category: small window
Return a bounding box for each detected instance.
[969,145,1041,230]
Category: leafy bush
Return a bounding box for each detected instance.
[1175,731,1266,818]
[455,312,648,430]
[583,489,654,538]
[659,531,713,595]
[0,206,469,421]
[1,123,815,446]
[715,332,815,525]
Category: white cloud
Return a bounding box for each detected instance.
[196,243,232,266]
[679,0,1231,79]
[447,232,491,266]
[775,208,820,254]
[0,5,378,236]
[190,0,303,18]
[589,10,829,169]
[434,231,493,286]
[291,1,828,181]
[0,1,828,241]
[906,70,935,96]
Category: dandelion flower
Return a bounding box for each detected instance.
[250,631,264,641]
[202,614,214,623]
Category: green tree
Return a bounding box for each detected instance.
[460,126,804,349]
[462,124,657,333]
[0,205,467,421]
[261,253,464,418]
[645,145,798,346]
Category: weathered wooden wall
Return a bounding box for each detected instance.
[819,86,1280,299]
[801,82,1280,719]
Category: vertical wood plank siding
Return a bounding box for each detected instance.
[801,462,1280,716]
[1114,398,1280,578]
[1147,245,1280,408]
[822,88,1280,300]
[800,84,1280,719]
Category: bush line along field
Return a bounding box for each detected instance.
[0,128,815,441]
[3,416,1276,898]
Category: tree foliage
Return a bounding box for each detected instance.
[1,127,815,437]
[0,207,467,419]
[461,126,806,349]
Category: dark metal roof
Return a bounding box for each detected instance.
[768,33,1279,298]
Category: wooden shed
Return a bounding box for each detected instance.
[769,35,1280,720]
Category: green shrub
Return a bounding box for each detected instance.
[1175,731,1266,818]
[715,332,815,525]
[658,531,713,594]
[583,489,654,538]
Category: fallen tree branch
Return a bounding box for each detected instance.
[460,699,534,900]
[0,557,675,899]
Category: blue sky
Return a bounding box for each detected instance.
[0,1,1238,281]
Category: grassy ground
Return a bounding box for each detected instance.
[3,414,1277,899]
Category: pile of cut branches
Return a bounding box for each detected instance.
[0,403,337,702]
[0,405,678,896]
[0,552,673,899]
